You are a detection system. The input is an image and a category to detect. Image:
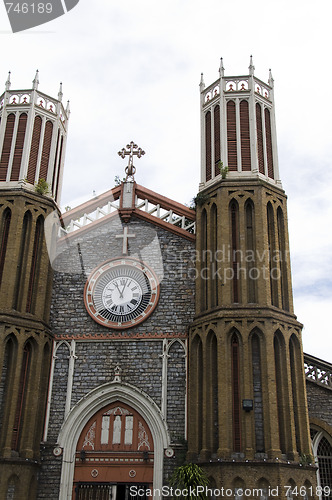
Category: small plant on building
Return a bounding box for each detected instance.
[190,192,210,210]
[216,160,228,179]
[169,463,209,499]
[34,178,50,195]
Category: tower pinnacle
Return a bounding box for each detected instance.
[32,69,39,89]
[5,71,11,91]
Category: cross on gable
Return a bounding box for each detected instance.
[115,225,136,255]
[118,141,145,181]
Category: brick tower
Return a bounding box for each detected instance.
[0,72,69,499]
[187,58,317,496]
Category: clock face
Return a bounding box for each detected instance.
[84,258,159,329]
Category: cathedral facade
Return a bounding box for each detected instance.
[0,61,331,500]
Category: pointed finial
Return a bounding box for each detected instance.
[58,82,63,102]
[66,100,70,114]
[268,69,274,87]
[249,55,255,75]
[5,71,11,91]
[33,69,39,89]
[200,73,205,90]
[219,57,225,78]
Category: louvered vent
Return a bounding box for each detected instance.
[27,116,42,185]
[39,121,53,181]
[240,100,251,171]
[227,101,237,171]
[265,108,274,179]
[214,105,220,168]
[11,113,27,181]
[256,104,265,174]
[205,111,212,181]
[0,114,15,181]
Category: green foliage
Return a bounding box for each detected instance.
[190,192,210,209]
[216,161,228,179]
[34,178,50,195]
[299,453,314,466]
[169,463,209,499]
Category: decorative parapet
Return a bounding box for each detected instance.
[202,75,272,106]
[304,353,332,390]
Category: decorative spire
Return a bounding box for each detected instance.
[58,82,63,102]
[66,100,70,115]
[5,71,11,91]
[33,69,39,89]
[249,55,255,76]
[200,73,205,91]
[219,57,225,78]
[268,69,274,88]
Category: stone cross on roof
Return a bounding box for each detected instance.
[118,141,145,181]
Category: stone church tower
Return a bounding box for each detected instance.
[187,57,317,493]
[0,72,69,498]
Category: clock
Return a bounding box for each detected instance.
[84,258,160,329]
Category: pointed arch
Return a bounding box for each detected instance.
[13,210,32,310]
[206,330,218,453]
[245,199,257,303]
[26,214,44,313]
[0,113,15,181]
[289,334,301,453]
[256,103,264,174]
[267,203,278,307]
[27,115,42,185]
[230,199,240,303]
[214,104,220,171]
[273,331,287,454]
[57,382,170,500]
[210,203,218,308]
[231,331,241,451]
[201,208,208,311]
[277,207,289,311]
[265,108,274,179]
[11,112,28,181]
[0,207,11,286]
[251,330,265,452]
[190,334,203,454]
[0,335,17,449]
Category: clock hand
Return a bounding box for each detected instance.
[114,282,123,299]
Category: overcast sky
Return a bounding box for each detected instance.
[1,0,331,361]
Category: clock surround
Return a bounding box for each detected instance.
[84,258,160,329]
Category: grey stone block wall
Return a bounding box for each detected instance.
[38,215,195,499]
[306,381,332,428]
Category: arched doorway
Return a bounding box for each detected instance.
[73,402,154,499]
[57,382,169,500]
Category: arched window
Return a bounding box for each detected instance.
[231,333,241,452]
[245,200,256,303]
[39,120,53,181]
[210,204,218,308]
[312,430,332,500]
[12,341,32,451]
[207,331,218,453]
[252,332,265,452]
[26,215,44,313]
[274,332,286,454]
[277,207,289,311]
[201,209,208,311]
[0,336,16,440]
[267,203,278,307]
[191,335,203,454]
[230,200,240,303]
[0,208,11,286]
[13,211,32,310]
[205,111,212,181]
[289,335,301,453]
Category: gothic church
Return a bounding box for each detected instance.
[0,60,331,500]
